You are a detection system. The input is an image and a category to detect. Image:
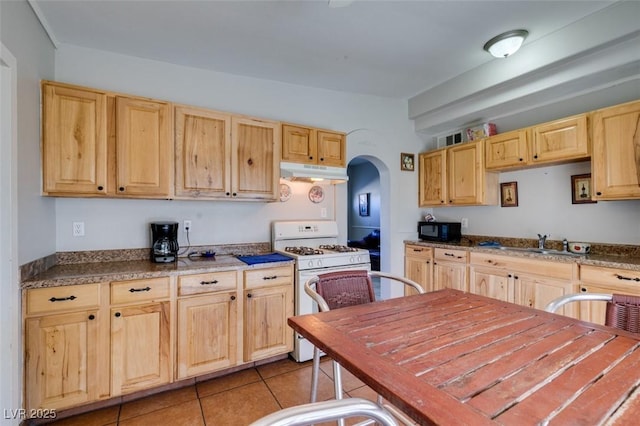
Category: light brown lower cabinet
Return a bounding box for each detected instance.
[433,248,468,291]
[469,252,579,318]
[243,266,294,362]
[24,265,294,415]
[176,270,240,379]
[578,265,640,325]
[404,244,433,294]
[24,283,109,412]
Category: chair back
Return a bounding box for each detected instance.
[315,270,375,311]
[606,295,640,333]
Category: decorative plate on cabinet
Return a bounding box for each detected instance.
[279,183,292,202]
[308,185,325,203]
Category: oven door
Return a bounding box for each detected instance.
[294,263,371,362]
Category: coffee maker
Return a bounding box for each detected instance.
[150,222,179,263]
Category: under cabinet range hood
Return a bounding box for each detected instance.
[280,161,349,184]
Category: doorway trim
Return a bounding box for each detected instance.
[1,42,22,418]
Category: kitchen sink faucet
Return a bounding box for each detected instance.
[537,234,548,249]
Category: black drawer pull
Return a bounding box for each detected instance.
[615,274,640,282]
[200,280,219,285]
[263,275,278,280]
[49,295,77,302]
[129,286,151,293]
[444,253,455,257]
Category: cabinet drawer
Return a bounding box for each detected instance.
[405,245,432,259]
[470,252,574,280]
[580,265,640,288]
[110,277,170,304]
[435,248,468,263]
[178,271,238,296]
[244,266,293,289]
[26,283,101,316]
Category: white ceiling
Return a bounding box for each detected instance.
[30,0,617,99]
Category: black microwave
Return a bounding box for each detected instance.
[418,221,462,242]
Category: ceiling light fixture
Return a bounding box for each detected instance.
[483,29,529,58]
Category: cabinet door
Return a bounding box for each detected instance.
[281,124,316,164]
[433,262,467,292]
[531,114,589,164]
[116,97,172,197]
[244,285,293,362]
[514,274,577,318]
[25,310,107,410]
[42,83,108,195]
[317,130,346,167]
[231,117,280,200]
[418,149,447,206]
[404,246,433,294]
[591,100,640,200]
[177,292,238,379]
[484,129,530,170]
[469,267,513,302]
[448,140,482,205]
[175,106,231,198]
[111,301,171,395]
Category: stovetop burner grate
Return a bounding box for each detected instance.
[318,244,359,253]
[284,246,325,256]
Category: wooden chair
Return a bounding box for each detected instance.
[545,293,640,333]
[304,270,424,426]
[249,397,398,426]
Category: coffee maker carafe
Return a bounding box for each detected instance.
[150,222,179,263]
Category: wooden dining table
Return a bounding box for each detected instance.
[288,289,640,425]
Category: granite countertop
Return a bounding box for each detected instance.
[405,240,640,272]
[21,255,294,290]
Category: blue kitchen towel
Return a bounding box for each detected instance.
[236,253,293,265]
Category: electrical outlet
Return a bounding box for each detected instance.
[183,220,192,233]
[72,222,85,237]
[461,218,469,229]
[320,208,327,218]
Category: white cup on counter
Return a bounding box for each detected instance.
[568,242,591,254]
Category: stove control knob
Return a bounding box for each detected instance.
[308,260,314,268]
[317,259,323,268]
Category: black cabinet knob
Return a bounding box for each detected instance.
[88,314,95,320]
[247,293,252,298]
[97,186,104,191]
[119,187,125,192]
[533,155,538,159]
[596,192,602,196]
[230,295,236,301]
[114,312,121,317]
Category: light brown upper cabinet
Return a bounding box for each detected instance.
[175,106,279,201]
[175,106,232,198]
[115,97,172,197]
[281,123,346,167]
[42,81,173,199]
[484,129,530,170]
[530,113,589,164]
[591,99,640,200]
[419,140,498,207]
[418,148,447,206]
[42,82,108,196]
[447,140,498,205]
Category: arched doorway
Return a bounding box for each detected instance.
[347,155,390,298]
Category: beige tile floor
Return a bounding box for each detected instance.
[43,357,390,426]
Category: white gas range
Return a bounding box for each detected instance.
[272,220,371,362]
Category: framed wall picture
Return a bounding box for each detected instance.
[359,193,370,216]
[400,153,415,171]
[500,182,518,207]
[571,173,596,204]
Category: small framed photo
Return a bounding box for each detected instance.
[571,173,596,204]
[359,193,370,216]
[500,182,518,207]
[400,153,415,171]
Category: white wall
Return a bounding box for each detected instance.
[53,45,424,271]
[1,0,55,422]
